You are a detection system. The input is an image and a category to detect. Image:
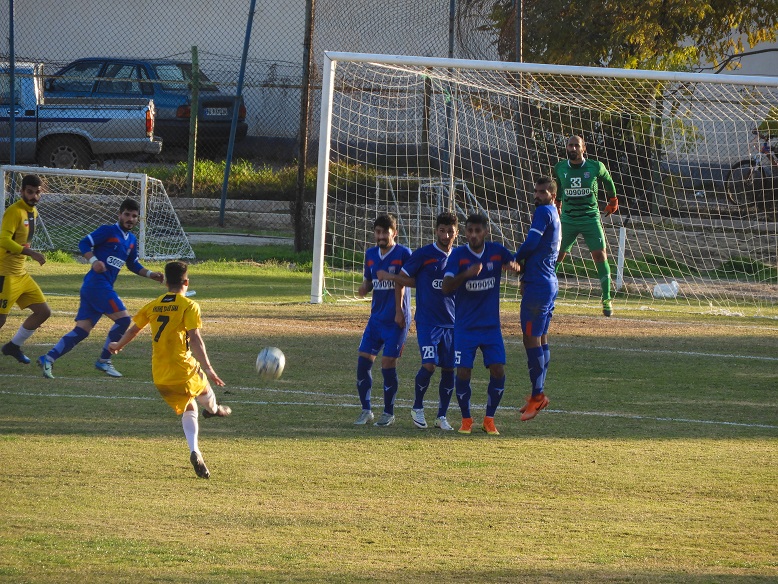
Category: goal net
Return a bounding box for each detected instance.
[311,52,778,315]
[1,166,194,260]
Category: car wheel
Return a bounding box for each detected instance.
[38,137,91,169]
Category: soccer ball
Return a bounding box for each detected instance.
[256,346,285,380]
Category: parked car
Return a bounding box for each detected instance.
[46,58,248,148]
[1,62,162,168]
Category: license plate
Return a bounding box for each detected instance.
[205,107,228,117]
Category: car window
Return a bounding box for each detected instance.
[0,73,21,105]
[51,61,103,93]
[151,63,218,92]
[97,63,145,95]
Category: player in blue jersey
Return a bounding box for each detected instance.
[515,177,561,421]
[354,214,412,427]
[37,198,164,379]
[377,211,458,431]
[442,213,519,435]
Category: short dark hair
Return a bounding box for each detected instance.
[374,213,397,232]
[165,261,189,286]
[21,174,42,189]
[436,211,458,228]
[119,198,140,213]
[535,176,557,194]
[465,213,488,228]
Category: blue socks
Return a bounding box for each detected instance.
[455,376,472,419]
[541,343,550,391]
[485,375,506,417]
[438,369,455,418]
[356,356,373,410]
[101,316,131,360]
[46,326,90,362]
[526,346,545,396]
[413,367,434,409]
[381,367,398,415]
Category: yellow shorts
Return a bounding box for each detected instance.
[155,368,209,415]
[0,273,46,315]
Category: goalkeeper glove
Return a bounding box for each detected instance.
[604,197,619,216]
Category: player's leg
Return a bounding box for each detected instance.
[94,293,131,377]
[583,222,612,316]
[481,331,507,435]
[373,321,409,427]
[198,378,232,419]
[2,276,50,364]
[157,380,211,478]
[519,299,552,421]
[555,223,581,273]
[453,331,478,434]
[412,324,438,429]
[435,328,456,431]
[38,318,93,378]
[355,321,380,425]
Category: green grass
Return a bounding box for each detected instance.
[1,262,776,583]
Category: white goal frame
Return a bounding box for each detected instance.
[311,52,778,313]
[1,165,194,260]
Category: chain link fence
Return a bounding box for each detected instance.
[1,0,507,242]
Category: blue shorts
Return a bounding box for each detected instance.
[453,327,505,369]
[75,286,127,325]
[358,318,409,359]
[520,288,557,338]
[415,324,455,368]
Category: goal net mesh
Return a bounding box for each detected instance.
[313,55,778,315]
[2,166,194,260]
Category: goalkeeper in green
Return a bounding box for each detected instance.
[553,134,619,317]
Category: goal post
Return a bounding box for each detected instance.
[311,51,778,314]
[1,165,195,260]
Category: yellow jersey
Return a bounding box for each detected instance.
[133,292,203,387]
[0,198,38,276]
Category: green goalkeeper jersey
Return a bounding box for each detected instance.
[553,158,617,223]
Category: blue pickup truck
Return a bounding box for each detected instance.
[46,58,248,147]
[1,62,162,168]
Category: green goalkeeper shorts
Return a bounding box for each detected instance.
[560,219,606,253]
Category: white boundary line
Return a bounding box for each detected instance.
[2,386,775,430]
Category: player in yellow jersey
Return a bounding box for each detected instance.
[108,261,230,479]
[0,174,52,365]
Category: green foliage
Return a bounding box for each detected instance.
[135,159,318,201]
[713,256,778,283]
[190,242,312,268]
[479,0,778,71]
[43,249,78,263]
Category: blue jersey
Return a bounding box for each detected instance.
[516,204,561,292]
[445,241,514,331]
[401,242,454,328]
[78,223,145,290]
[363,244,412,325]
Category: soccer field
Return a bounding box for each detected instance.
[1,261,776,583]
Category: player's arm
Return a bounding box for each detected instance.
[108,323,144,354]
[442,263,481,294]
[123,239,165,283]
[376,269,416,288]
[78,232,109,273]
[393,281,407,329]
[600,163,619,215]
[189,328,225,387]
[357,277,373,298]
[1,213,45,265]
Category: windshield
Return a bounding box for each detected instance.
[151,63,218,92]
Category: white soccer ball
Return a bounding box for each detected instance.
[256,346,285,380]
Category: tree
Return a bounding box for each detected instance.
[474,0,778,72]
